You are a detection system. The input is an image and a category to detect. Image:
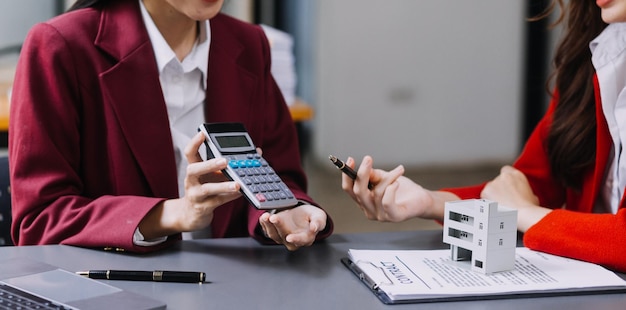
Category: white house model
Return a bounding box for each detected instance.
[442,199,517,274]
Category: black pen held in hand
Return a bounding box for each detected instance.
[77,270,206,283]
[329,155,373,189]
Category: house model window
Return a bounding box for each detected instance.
[442,199,518,274]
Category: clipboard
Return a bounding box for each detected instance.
[341,249,626,304]
[341,257,399,304]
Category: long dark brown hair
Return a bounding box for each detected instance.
[543,0,607,189]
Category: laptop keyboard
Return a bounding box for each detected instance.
[0,283,74,310]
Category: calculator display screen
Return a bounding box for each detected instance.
[215,135,251,149]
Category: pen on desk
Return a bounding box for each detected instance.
[76,270,206,283]
[329,155,373,189]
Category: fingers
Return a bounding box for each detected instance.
[500,165,516,173]
[259,206,326,251]
[499,165,524,178]
[184,132,207,164]
[283,212,325,248]
[187,157,227,177]
[494,165,525,185]
[482,165,539,207]
[340,155,406,222]
[259,212,280,240]
[354,156,373,195]
[373,164,404,194]
[355,158,405,221]
[355,156,405,195]
[183,156,241,211]
[185,157,229,189]
[380,181,400,221]
[340,157,357,198]
[187,181,240,203]
[352,156,376,216]
[260,213,299,251]
[341,155,376,195]
[306,210,326,233]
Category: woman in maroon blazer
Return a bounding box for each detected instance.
[9,0,332,252]
[341,0,626,272]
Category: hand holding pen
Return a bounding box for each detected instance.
[331,155,420,223]
[329,155,373,189]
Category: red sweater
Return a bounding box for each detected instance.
[444,76,626,272]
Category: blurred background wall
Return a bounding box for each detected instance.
[314,1,525,168]
[228,0,556,170]
[0,1,59,52]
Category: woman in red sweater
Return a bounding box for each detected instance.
[342,0,626,272]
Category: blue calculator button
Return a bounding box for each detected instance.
[229,160,239,168]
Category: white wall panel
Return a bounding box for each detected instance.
[314,0,525,168]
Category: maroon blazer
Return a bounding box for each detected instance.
[9,0,331,252]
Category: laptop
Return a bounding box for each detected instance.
[0,257,166,310]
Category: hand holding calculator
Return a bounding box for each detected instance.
[199,123,298,210]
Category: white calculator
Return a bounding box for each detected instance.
[199,122,298,210]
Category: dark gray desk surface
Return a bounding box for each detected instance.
[2,230,625,309]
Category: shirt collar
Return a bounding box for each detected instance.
[138,0,210,89]
[590,23,626,70]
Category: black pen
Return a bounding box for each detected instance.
[76,270,206,283]
[329,155,373,189]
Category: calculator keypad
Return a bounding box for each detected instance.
[226,153,297,209]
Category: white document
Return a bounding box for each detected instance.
[346,247,626,303]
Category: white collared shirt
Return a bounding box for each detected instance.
[135,0,211,245]
[590,22,626,214]
[139,0,210,197]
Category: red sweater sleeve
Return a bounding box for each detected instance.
[524,209,626,272]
